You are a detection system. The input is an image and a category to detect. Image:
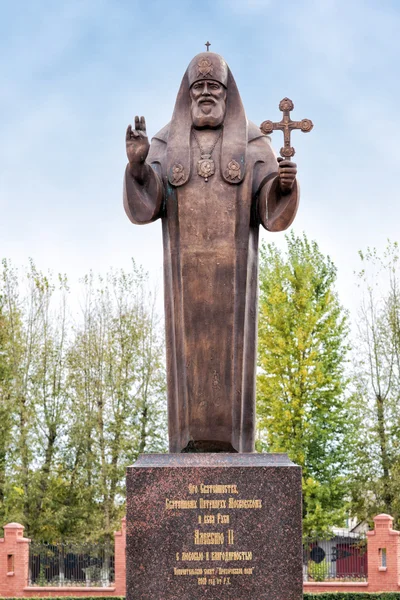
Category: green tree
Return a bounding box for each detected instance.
[0,261,72,537]
[65,262,167,541]
[0,290,12,522]
[0,259,34,528]
[26,265,70,539]
[257,232,352,537]
[350,242,400,525]
[0,259,167,542]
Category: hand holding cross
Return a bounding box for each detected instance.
[260,97,313,160]
[260,97,313,194]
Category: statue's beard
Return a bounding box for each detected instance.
[191,99,226,129]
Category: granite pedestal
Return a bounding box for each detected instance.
[126,453,302,600]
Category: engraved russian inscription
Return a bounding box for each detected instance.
[167,481,262,587]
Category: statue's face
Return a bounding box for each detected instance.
[190,80,227,128]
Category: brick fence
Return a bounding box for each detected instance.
[1,513,400,596]
[303,514,400,594]
[0,519,126,598]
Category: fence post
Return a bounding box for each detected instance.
[367,513,400,592]
[0,523,31,597]
[114,517,126,596]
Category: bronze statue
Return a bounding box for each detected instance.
[124,51,301,454]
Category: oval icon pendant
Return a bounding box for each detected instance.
[197,155,215,182]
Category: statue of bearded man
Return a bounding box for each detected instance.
[124,52,299,454]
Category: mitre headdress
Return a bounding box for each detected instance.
[166,52,247,186]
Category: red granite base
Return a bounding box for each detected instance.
[126,453,302,600]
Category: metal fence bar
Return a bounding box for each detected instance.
[29,542,115,587]
[303,531,368,582]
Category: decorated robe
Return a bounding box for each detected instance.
[124,119,298,453]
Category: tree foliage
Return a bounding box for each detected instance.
[257,232,352,537]
[350,242,400,526]
[0,260,166,541]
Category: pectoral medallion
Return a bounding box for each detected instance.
[197,154,215,182]
[192,127,222,183]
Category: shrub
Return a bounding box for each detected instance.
[304,595,400,600]
[308,558,329,582]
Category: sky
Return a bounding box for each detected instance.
[1,0,400,319]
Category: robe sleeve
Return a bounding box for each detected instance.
[123,139,165,225]
[251,136,300,232]
[258,177,299,232]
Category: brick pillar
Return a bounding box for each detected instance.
[114,517,126,596]
[0,523,31,597]
[367,513,400,592]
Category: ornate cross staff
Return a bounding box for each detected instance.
[205,41,211,51]
[260,98,313,160]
